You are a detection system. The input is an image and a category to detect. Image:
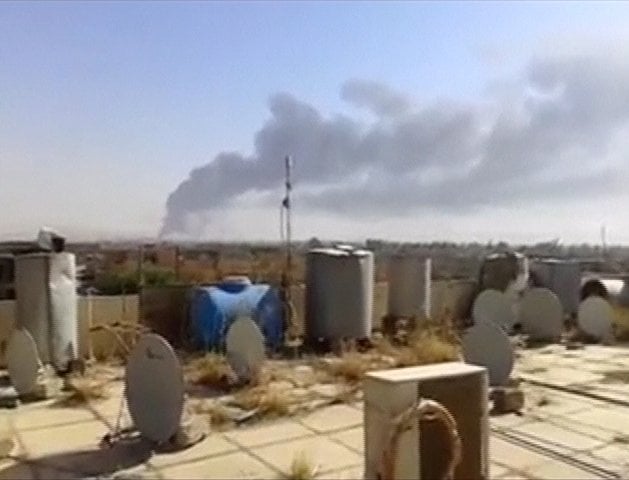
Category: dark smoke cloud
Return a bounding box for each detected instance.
[161,52,629,237]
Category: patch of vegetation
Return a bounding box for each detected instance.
[612,306,629,341]
[233,385,296,418]
[287,451,318,480]
[191,401,233,431]
[93,268,177,295]
[184,353,236,389]
[55,378,109,407]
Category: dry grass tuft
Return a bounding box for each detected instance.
[287,451,318,480]
[319,319,461,385]
[56,378,109,407]
[185,353,235,389]
[612,306,629,341]
[400,326,461,366]
[191,401,234,431]
[233,385,296,418]
[374,322,460,366]
[325,351,369,383]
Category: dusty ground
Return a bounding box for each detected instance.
[1,343,629,479]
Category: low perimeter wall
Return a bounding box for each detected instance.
[0,279,477,366]
[0,295,138,367]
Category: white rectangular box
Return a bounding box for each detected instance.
[364,362,488,480]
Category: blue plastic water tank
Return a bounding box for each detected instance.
[189,278,284,351]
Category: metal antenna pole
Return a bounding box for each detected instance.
[281,155,300,349]
[285,155,292,288]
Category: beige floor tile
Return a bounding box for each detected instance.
[225,420,314,448]
[514,421,605,453]
[570,407,629,434]
[317,464,363,479]
[490,463,510,477]
[329,427,363,454]
[252,435,362,475]
[489,436,550,471]
[149,432,238,468]
[524,460,601,479]
[19,420,106,458]
[12,405,97,432]
[299,404,363,434]
[159,450,277,480]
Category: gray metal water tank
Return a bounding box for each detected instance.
[387,255,431,319]
[15,252,78,371]
[305,246,374,340]
[530,259,581,316]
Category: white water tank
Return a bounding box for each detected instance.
[387,255,432,319]
[15,253,78,372]
[531,259,581,316]
[305,246,374,340]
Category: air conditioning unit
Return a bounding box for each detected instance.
[364,362,489,480]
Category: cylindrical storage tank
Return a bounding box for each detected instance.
[530,259,581,316]
[305,247,374,340]
[387,255,431,319]
[14,253,78,372]
[580,274,629,307]
[188,277,284,351]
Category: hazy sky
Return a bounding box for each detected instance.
[3,1,629,244]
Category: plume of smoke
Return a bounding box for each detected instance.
[161,53,629,238]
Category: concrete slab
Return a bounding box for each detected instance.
[225,420,314,449]
[159,450,277,480]
[489,436,551,471]
[528,367,603,387]
[489,463,510,478]
[582,443,629,468]
[514,421,606,454]
[570,407,629,434]
[149,433,239,469]
[299,404,362,434]
[329,426,363,454]
[524,460,603,479]
[493,472,532,479]
[539,416,618,444]
[489,413,534,429]
[252,435,362,475]
[523,388,604,416]
[318,464,364,479]
[18,420,106,459]
[11,405,96,432]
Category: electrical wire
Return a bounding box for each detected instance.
[380,398,461,480]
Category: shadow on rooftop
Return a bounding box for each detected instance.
[0,435,152,479]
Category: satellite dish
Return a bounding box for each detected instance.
[125,334,184,443]
[578,297,613,341]
[7,329,41,396]
[225,316,265,382]
[462,321,514,387]
[472,289,515,331]
[519,288,563,341]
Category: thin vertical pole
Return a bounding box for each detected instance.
[285,155,292,293]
